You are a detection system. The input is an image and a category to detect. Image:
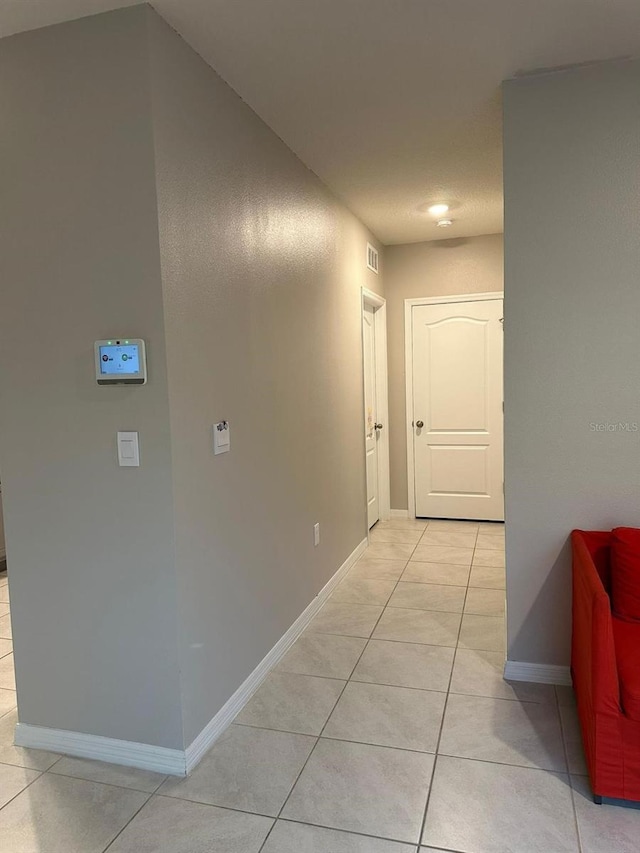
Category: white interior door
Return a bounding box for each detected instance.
[363,303,380,528]
[411,298,504,520]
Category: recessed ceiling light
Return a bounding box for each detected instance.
[436,218,453,228]
[428,203,449,217]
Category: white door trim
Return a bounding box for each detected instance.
[405,292,504,518]
[362,288,390,524]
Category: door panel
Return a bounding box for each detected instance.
[363,304,379,528]
[412,299,503,520]
[429,445,490,495]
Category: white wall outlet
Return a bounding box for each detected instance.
[313,522,320,546]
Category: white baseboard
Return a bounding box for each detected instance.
[184,536,367,773]
[15,537,368,777]
[504,660,572,686]
[390,509,409,519]
[14,724,186,775]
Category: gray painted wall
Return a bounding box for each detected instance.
[0,8,184,747]
[147,10,383,745]
[504,60,640,666]
[0,489,5,559]
[384,236,503,510]
[0,5,383,751]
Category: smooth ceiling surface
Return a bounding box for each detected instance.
[3,0,640,243]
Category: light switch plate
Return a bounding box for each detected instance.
[213,421,230,455]
[117,431,140,467]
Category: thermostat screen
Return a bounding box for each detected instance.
[99,344,141,376]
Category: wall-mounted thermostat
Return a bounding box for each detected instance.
[95,339,147,385]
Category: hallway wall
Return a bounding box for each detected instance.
[384,235,504,510]
[147,10,382,745]
[0,5,383,753]
[0,487,5,561]
[0,8,184,748]
[504,59,640,667]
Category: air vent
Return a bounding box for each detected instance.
[366,243,379,274]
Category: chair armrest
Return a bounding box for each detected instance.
[571,531,620,715]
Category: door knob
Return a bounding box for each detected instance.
[375,423,383,430]
[415,420,424,429]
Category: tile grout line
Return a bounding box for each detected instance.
[90,753,172,853]
[255,568,393,853]
[417,521,479,849]
[305,628,457,647]
[100,791,155,853]
[257,527,426,852]
[232,671,552,703]
[42,765,168,795]
[227,717,585,773]
[557,689,585,853]
[261,813,444,848]
[0,768,46,814]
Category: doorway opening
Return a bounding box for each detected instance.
[362,288,390,530]
[404,292,504,521]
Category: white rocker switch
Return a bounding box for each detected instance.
[117,431,140,467]
[213,421,230,455]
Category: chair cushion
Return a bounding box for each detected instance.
[610,527,640,622]
[612,616,640,721]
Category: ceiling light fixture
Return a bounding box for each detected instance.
[427,203,449,217]
[436,218,453,228]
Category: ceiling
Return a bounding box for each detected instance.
[3,1,640,244]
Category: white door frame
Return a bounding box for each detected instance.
[362,288,390,525]
[405,292,504,518]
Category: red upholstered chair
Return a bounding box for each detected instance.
[571,530,640,803]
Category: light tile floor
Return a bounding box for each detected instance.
[1,522,639,852]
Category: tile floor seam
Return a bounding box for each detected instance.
[385,604,465,616]
[446,686,556,705]
[153,787,278,819]
[425,751,575,776]
[0,706,17,723]
[257,547,417,852]
[0,756,61,776]
[234,719,442,757]
[265,814,422,847]
[319,732,437,756]
[100,790,155,853]
[306,629,457,648]
[558,691,585,853]
[350,676,449,695]
[417,523,478,848]
[221,725,579,774]
[43,766,168,795]
[257,605,380,853]
[434,750,572,774]
[0,767,45,814]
